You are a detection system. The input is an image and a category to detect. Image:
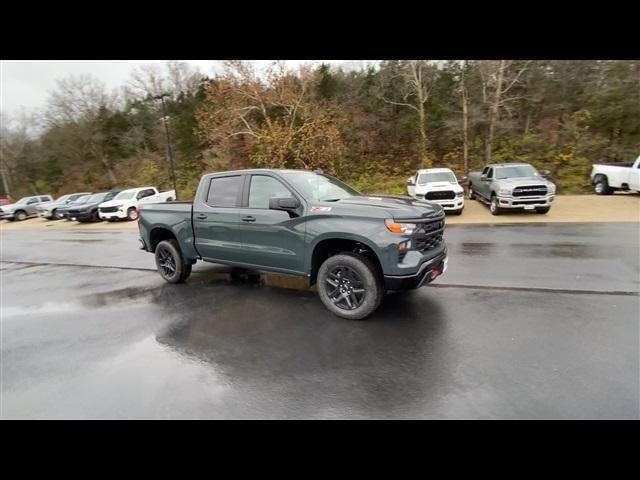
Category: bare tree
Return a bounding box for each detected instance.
[125,61,206,101]
[478,60,531,163]
[381,60,439,167]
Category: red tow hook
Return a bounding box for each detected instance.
[431,268,441,277]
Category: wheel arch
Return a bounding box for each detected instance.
[149,226,177,253]
[308,235,383,286]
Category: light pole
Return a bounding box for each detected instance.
[153,93,178,199]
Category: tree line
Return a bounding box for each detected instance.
[1,60,638,200]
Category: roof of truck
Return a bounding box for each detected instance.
[484,163,531,168]
[416,168,455,174]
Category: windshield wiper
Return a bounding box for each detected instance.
[322,198,343,202]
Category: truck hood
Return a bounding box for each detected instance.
[99,199,129,208]
[323,195,444,220]
[415,182,464,193]
[497,176,554,187]
[67,202,101,212]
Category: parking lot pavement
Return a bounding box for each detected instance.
[1,223,639,419]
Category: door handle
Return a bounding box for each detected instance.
[241,215,256,223]
[196,213,207,220]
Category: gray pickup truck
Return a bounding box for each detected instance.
[0,195,54,221]
[467,162,556,215]
[138,169,448,320]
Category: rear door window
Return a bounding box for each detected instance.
[206,175,242,207]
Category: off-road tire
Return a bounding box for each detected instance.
[317,252,383,320]
[155,239,192,284]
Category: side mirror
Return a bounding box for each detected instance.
[269,197,300,212]
[541,170,551,178]
[407,179,415,186]
[460,175,468,183]
[481,175,490,181]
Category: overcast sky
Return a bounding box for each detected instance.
[0,60,371,117]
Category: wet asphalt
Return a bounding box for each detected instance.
[1,222,639,419]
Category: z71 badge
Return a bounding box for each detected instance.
[310,206,332,212]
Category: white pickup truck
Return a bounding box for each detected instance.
[406,168,465,214]
[98,186,176,221]
[590,155,640,195]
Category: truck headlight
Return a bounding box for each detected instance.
[385,219,417,235]
[498,188,511,196]
[456,191,464,198]
[548,185,556,194]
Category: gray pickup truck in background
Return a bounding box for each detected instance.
[467,163,556,215]
[0,195,54,221]
[138,169,448,320]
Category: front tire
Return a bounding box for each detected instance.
[155,239,192,283]
[317,252,383,320]
[490,196,502,216]
[536,207,550,214]
[126,207,139,221]
[468,185,476,200]
[14,210,27,221]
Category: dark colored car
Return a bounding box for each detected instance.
[66,190,122,222]
[138,169,448,320]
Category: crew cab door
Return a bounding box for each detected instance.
[192,174,246,263]
[407,174,417,197]
[137,188,159,206]
[629,157,640,191]
[478,167,493,198]
[237,174,306,274]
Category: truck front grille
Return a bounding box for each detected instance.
[513,185,547,197]
[425,190,456,200]
[99,206,119,213]
[413,218,445,253]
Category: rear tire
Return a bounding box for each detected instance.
[594,176,612,195]
[155,239,192,283]
[317,252,383,320]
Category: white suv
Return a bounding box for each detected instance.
[406,168,465,215]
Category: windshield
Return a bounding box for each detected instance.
[55,195,71,203]
[280,172,361,202]
[73,195,91,205]
[86,193,107,203]
[14,197,31,205]
[114,190,136,200]
[417,172,457,184]
[495,165,539,179]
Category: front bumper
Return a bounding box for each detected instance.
[0,212,15,220]
[384,249,448,290]
[99,210,127,220]
[496,194,554,209]
[415,195,464,211]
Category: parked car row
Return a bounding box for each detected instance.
[406,162,557,216]
[0,186,176,222]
